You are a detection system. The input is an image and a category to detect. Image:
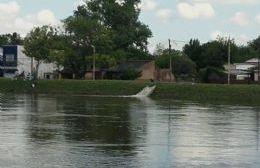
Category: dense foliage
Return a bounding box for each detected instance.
[0,32,23,46]
[23,26,57,79]
[155,50,197,79]
[182,37,260,82]
[2,1,260,82]
[22,0,152,79]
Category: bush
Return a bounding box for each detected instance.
[155,53,197,79]
[173,56,197,78]
[120,66,141,80]
[199,67,226,83]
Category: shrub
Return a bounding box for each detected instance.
[120,66,141,80]
[199,67,226,83]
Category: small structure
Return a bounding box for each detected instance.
[85,60,175,82]
[224,58,260,82]
[156,69,175,82]
[0,45,58,79]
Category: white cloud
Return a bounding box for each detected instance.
[230,12,250,26]
[189,0,260,5]
[210,30,250,45]
[140,0,158,11]
[177,2,215,20]
[236,34,250,45]
[255,14,260,24]
[0,1,20,16]
[139,0,173,22]
[37,9,57,25]
[155,9,172,22]
[0,1,58,36]
[13,18,34,32]
[210,30,229,40]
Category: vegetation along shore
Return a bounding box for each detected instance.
[1,78,260,105]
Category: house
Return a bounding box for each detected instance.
[127,60,156,80]
[85,60,157,80]
[0,45,58,79]
[85,60,175,82]
[224,58,260,81]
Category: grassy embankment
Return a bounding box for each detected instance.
[1,78,260,105]
[154,83,260,105]
[0,78,148,95]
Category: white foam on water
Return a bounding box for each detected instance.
[72,85,156,98]
[132,85,156,98]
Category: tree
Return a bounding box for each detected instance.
[153,43,165,57]
[87,0,152,57]
[200,40,227,69]
[155,51,197,78]
[248,36,260,62]
[60,1,152,78]
[232,46,257,63]
[23,26,56,79]
[62,5,114,78]
[86,54,117,69]
[249,36,260,51]
[172,55,197,78]
[183,39,203,69]
[0,32,23,46]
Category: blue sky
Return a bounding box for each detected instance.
[0,0,260,51]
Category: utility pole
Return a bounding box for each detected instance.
[257,45,260,82]
[91,45,96,80]
[31,57,33,80]
[169,39,172,81]
[228,36,231,85]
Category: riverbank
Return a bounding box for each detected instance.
[1,78,260,105]
[0,78,148,95]
[154,83,260,105]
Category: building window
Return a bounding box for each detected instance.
[5,54,15,62]
[0,48,3,61]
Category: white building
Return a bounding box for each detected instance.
[225,58,260,81]
[0,45,58,79]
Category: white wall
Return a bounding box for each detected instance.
[17,46,58,79]
[235,64,255,70]
[17,46,32,77]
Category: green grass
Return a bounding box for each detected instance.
[153,83,260,105]
[1,78,260,105]
[0,78,148,95]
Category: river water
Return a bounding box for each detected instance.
[0,94,259,168]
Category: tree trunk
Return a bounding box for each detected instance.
[35,61,40,80]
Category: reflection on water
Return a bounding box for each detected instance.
[0,94,260,167]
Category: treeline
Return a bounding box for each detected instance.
[155,36,260,82]
[0,32,23,46]
[1,0,152,79]
[1,0,260,82]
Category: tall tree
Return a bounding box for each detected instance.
[62,5,113,78]
[87,0,152,57]
[184,37,236,69]
[61,0,152,78]
[248,36,260,61]
[23,26,56,79]
[249,36,260,51]
[183,39,203,69]
[155,51,197,78]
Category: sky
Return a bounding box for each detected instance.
[0,0,260,52]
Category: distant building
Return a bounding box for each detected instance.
[0,45,58,79]
[85,60,175,82]
[225,58,260,81]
